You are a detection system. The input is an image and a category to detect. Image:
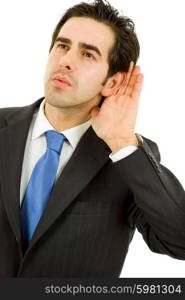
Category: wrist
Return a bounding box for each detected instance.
[105,134,140,153]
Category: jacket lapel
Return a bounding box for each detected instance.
[0,98,111,251]
[0,99,43,242]
[30,127,111,248]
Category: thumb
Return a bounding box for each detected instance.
[90,106,100,118]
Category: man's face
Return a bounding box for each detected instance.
[44,17,115,110]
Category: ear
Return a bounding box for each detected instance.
[101,72,126,97]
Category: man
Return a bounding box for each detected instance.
[0,0,185,277]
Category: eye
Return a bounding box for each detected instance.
[82,51,95,60]
[56,43,69,50]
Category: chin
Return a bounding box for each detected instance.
[45,97,73,109]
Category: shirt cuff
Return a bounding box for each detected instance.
[109,146,138,162]
[109,133,143,163]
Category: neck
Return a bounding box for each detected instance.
[44,102,91,131]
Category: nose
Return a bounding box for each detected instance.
[58,50,77,72]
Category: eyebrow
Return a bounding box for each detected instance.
[55,36,102,57]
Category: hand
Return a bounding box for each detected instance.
[90,62,144,153]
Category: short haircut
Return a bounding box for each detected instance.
[49,0,140,78]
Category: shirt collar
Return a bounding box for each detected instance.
[31,99,91,148]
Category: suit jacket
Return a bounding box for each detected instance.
[0,98,185,277]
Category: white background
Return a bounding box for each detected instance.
[0,0,185,277]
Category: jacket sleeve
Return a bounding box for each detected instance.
[113,135,185,259]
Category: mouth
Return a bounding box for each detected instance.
[51,76,72,88]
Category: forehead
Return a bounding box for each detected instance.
[57,17,115,57]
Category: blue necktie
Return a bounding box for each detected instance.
[20,130,66,249]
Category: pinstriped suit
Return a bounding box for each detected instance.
[0,98,185,277]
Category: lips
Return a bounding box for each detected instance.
[52,76,72,88]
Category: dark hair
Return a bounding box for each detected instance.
[49,0,140,78]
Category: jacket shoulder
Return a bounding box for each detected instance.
[0,106,22,116]
[0,106,23,128]
[0,98,43,129]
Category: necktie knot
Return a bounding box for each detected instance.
[45,130,66,154]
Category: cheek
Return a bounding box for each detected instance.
[80,65,108,87]
[45,54,58,73]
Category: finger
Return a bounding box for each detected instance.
[116,63,139,96]
[116,61,134,96]
[90,106,100,118]
[130,73,144,102]
[124,66,141,97]
[118,61,134,93]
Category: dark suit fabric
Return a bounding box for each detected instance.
[0,98,185,277]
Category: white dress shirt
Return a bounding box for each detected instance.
[20,99,138,204]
